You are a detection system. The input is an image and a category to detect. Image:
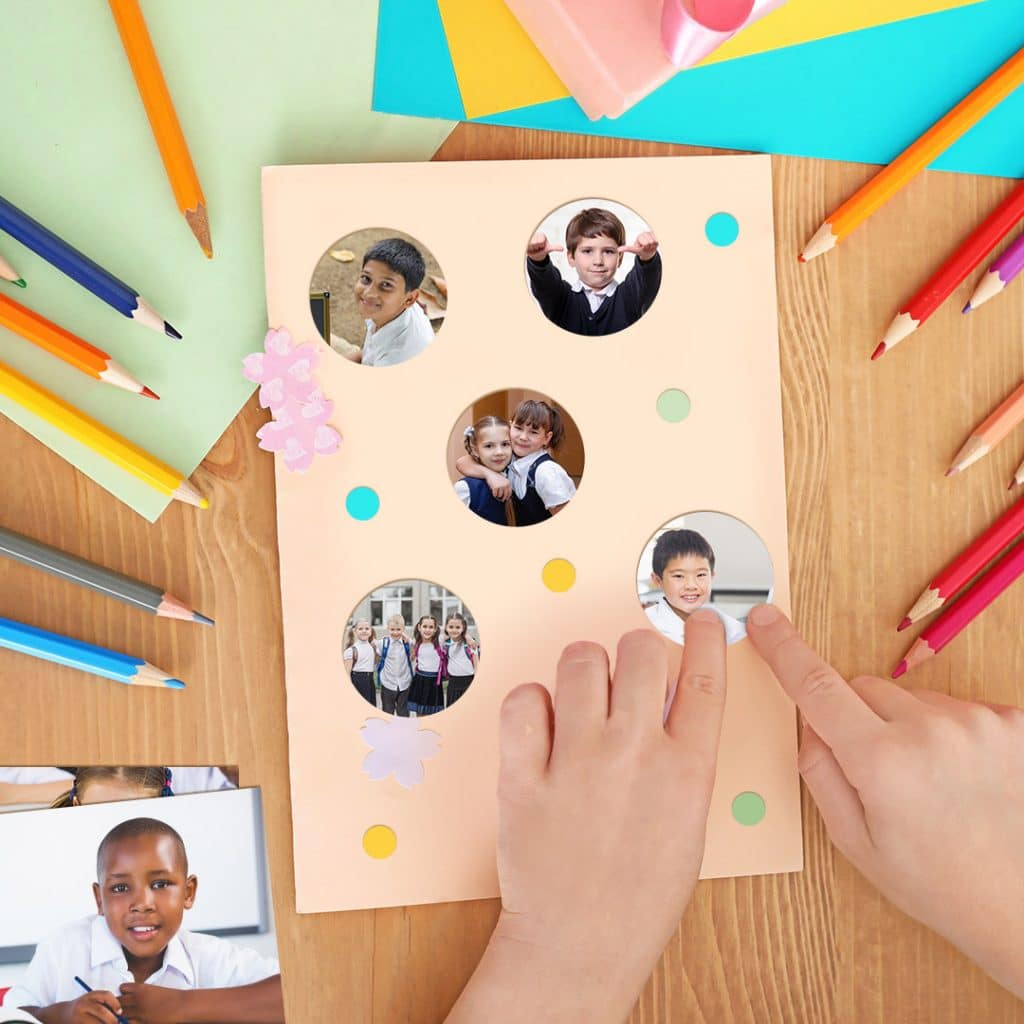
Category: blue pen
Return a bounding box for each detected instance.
[73,975,130,1024]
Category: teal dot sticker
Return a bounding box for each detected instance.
[705,212,739,247]
[345,486,379,521]
[732,791,766,826]
[656,389,691,423]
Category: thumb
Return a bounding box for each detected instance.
[617,244,640,254]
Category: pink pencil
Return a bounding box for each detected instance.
[963,230,1024,312]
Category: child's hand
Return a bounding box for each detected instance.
[526,232,564,262]
[448,613,728,1023]
[62,990,123,1023]
[619,231,659,261]
[483,468,512,501]
[118,982,183,1024]
[747,604,1024,999]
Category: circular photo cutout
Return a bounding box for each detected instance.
[636,511,773,646]
[309,227,446,367]
[446,389,585,527]
[343,580,480,716]
[525,198,661,338]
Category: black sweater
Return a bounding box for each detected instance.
[526,251,662,336]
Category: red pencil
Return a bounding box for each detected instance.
[874,179,1024,359]
[898,493,1024,628]
[892,536,1024,678]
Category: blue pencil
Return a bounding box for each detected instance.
[74,975,130,1024]
[0,194,181,339]
[0,617,184,689]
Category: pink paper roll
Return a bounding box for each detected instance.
[662,0,788,67]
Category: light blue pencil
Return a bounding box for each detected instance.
[0,617,184,688]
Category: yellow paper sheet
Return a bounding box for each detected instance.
[439,0,985,119]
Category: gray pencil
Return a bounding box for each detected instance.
[0,525,214,625]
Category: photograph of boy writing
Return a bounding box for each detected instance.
[448,389,584,527]
[308,227,446,367]
[526,200,662,336]
[638,512,774,646]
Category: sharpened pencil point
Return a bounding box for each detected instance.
[1010,478,1019,491]
[165,322,182,340]
[891,661,907,680]
[192,611,215,627]
[167,678,186,689]
[140,386,160,400]
[962,301,972,314]
[897,616,912,632]
[797,253,806,264]
[945,466,959,478]
[12,278,26,288]
[870,342,886,361]
[199,497,210,510]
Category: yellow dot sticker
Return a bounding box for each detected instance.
[362,824,397,859]
[542,558,576,592]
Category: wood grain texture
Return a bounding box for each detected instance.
[0,122,1022,1022]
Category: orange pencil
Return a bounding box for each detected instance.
[108,0,212,258]
[801,46,1024,262]
[0,292,158,399]
[946,379,1024,476]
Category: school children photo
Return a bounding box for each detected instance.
[525,200,662,337]
[308,227,447,367]
[343,581,480,716]
[0,788,283,1024]
[637,511,774,646]
[450,390,583,527]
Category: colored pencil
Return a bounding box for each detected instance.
[946,379,1024,476]
[0,360,206,508]
[964,229,1024,312]
[898,493,1024,628]
[0,526,214,625]
[874,179,1024,357]
[0,250,25,288]
[1010,453,1024,490]
[0,617,184,689]
[892,536,1024,678]
[108,0,212,259]
[74,975,132,1024]
[0,293,158,399]
[0,194,181,339]
[800,46,1024,262]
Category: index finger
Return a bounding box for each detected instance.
[617,244,640,254]
[746,605,883,751]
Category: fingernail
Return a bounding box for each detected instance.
[749,604,779,625]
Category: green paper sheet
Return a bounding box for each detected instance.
[0,1,453,520]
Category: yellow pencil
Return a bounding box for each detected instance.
[0,360,206,507]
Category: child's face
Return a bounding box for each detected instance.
[567,233,622,290]
[355,259,417,329]
[511,420,553,458]
[445,620,464,640]
[92,834,197,961]
[355,621,372,641]
[419,618,437,639]
[652,554,714,619]
[473,425,513,472]
[388,620,405,639]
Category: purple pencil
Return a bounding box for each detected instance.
[963,230,1024,312]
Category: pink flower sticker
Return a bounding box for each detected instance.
[360,716,442,789]
[256,393,341,474]
[243,327,320,412]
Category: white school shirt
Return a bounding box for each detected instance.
[0,767,234,794]
[360,303,434,367]
[644,598,747,646]
[3,915,279,1010]
[446,641,476,676]
[507,451,576,508]
[572,277,619,313]
[344,640,377,672]
[414,643,441,675]
[378,638,412,691]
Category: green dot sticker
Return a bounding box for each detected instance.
[732,791,766,826]
[656,389,691,423]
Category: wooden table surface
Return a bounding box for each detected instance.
[2,123,1023,1023]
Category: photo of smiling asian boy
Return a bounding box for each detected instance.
[0,788,284,1024]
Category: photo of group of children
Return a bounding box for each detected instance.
[343,581,480,717]
[0,780,283,1024]
[308,227,446,368]
[526,199,662,337]
[447,389,584,527]
[636,512,774,646]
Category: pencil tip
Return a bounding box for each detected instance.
[897,616,912,632]
[961,302,972,314]
[167,678,186,689]
[797,253,807,264]
[199,497,210,510]
[945,467,958,478]
[140,385,160,400]
[203,246,213,259]
[13,278,26,288]
[1010,479,1019,491]
[165,322,183,340]
[193,611,216,626]
[891,661,907,680]
[870,342,886,361]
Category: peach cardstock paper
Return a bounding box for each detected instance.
[261,155,802,913]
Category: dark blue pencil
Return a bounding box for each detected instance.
[0,195,181,339]
[74,975,130,1024]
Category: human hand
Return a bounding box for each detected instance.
[747,603,1024,999]
[60,990,123,1024]
[448,613,728,1023]
[118,982,183,1024]
[484,468,512,501]
[619,231,659,261]
[526,232,564,262]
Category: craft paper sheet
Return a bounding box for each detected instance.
[263,156,802,912]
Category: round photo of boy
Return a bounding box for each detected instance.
[447,389,584,527]
[636,511,774,646]
[525,199,662,338]
[309,227,446,367]
[343,580,480,716]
